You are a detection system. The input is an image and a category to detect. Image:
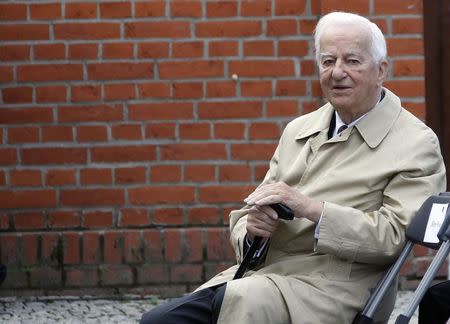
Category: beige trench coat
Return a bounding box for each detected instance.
[197,88,446,324]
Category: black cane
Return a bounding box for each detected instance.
[233,203,294,280]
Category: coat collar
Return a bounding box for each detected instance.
[294,88,402,149]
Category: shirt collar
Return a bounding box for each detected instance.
[294,88,402,148]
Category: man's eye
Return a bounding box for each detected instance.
[348,59,360,64]
[322,59,334,66]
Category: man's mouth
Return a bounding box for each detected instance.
[332,85,351,90]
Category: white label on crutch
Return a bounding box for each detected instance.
[423,203,448,243]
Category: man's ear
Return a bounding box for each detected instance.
[378,59,388,85]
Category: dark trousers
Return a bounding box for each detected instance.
[140,284,226,324]
[419,280,450,324]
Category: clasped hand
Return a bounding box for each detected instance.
[244,182,323,242]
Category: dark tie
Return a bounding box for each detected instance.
[337,125,347,134]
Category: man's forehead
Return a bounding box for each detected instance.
[319,50,363,58]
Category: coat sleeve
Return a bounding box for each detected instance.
[315,131,446,265]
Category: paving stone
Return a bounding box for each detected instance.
[0,291,419,323]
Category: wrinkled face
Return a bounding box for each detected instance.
[318,24,387,119]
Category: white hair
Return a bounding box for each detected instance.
[314,12,387,64]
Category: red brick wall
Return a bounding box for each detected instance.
[1,0,444,297]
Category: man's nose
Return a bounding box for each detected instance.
[331,61,347,80]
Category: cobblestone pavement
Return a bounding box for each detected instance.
[0,291,417,324]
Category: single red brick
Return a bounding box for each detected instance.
[276,80,307,96]
[160,143,226,160]
[188,207,220,225]
[184,229,203,262]
[199,101,262,119]
[151,165,182,182]
[83,210,114,228]
[0,24,49,41]
[179,123,210,140]
[76,125,108,142]
[105,83,136,100]
[59,104,123,122]
[63,232,80,264]
[22,147,87,165]
[130,103,193,120]
[196,21,261,37]
[206,1,237,17]
[119,209,149,226]
[145,123,176,139]
[1,234,19,264]
[135,1,166,17]
[164,229,182,262]
[30,3,61,20]
[214,123,245,139]
[124,230,143,263]
[65,268,98,287]
[320,0,369,15]
[125,21,190,38]
[100,2,131,18]
[22,233,39,265]
[82,232,101,264]
[241,0,272,16]
[80,168,112,185]
[267,99,299,117]
[0,190,56,209]
[34,43,65,60]
[153,208,184,225]
[206,81,236,97]
[61,189,124,207]
[103,42,134,59]
[14,212,46,229]
[55,23,120,40]
[88,63,153,80]
[115,166,147,184]
[100,265,133,285]
[103,231,123,264]
[244,40,274,56]
[230,60,294,77]
[46,169,76,186]
[159,60,223,79]
[36,85,67,103]
[10,169,41,186]
[138,82,170,99]
[0,45,29,61]
[18,64,83,82]
[170,1,202,17]
[241,80,272,97]
[68,43,98,59]
[199,185,254,203]
[0,3,27,20]
[173,82,203,99]
[208,41,238,57]
[184,165,216,182]
[2,86,32,103]
[142,229,163,261]
[219,164,252,182]
[172,41,204,58]
[138,42,169,58]
[71,84,101,102]
[129,186,195,205]
[48,210,80,228]
[231,143,276,160]
[267,19,298,36]
[111,124,143,140]
[8,127,39,143]
[91,145,156,163]
[42,125,73,142]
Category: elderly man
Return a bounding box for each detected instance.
[140,12,446,324]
